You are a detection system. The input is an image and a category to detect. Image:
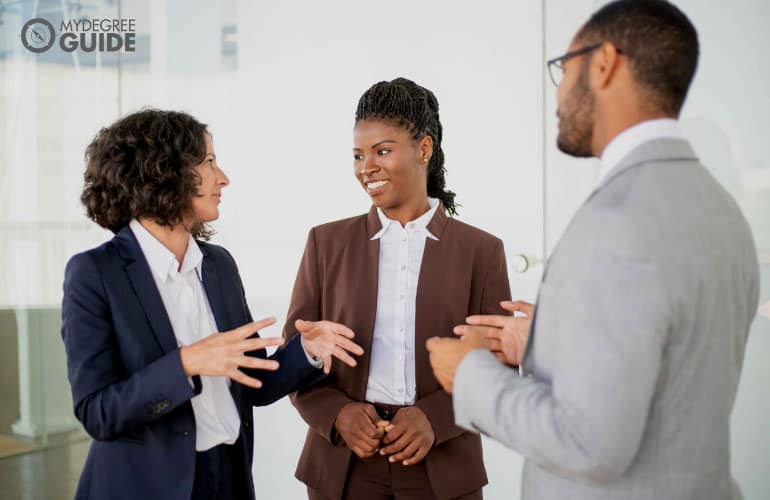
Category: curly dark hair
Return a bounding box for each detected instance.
[81,108,214,239]
[355,77,459,216]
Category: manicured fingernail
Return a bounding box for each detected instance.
[403,461,409,466]
[389,457,395,463]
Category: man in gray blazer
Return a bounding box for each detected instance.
[427,1,760,499]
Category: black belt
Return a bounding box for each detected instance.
[369,401,410,421]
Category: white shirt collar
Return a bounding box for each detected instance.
[597,118,684,187]
[129,219,203,283]
[371,197,440,241]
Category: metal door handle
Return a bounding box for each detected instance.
[510,254,542,274]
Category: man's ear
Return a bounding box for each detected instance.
[593,41,623,91]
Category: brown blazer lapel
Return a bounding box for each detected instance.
[414,204,451,395]
[350,206,382,399]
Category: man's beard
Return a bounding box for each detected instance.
[556,67,595,158]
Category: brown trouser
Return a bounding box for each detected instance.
[307,403,483,500]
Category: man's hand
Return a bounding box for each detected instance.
[334,403,389,458]
[426,337,481,394]
[379,406,435,466]
[179,317,285,389]
[295,319,365,374]
[454,301,533,366]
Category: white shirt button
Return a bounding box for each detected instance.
[397,388,404,393]
[401,265,406,271]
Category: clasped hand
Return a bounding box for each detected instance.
[334,403,435,466]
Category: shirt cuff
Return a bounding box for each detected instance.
[300,335,324,369]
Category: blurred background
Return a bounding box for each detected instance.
[0,1,768,498]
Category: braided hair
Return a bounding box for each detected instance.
[355,77,458,216]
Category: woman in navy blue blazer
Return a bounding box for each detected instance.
[61,109,364,500]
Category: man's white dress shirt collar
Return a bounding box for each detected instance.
[597,118,684,187]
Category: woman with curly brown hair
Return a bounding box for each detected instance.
[61,108,364,500]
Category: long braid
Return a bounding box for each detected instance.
[355,78,459,216]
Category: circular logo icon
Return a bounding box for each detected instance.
[21,18,55,53]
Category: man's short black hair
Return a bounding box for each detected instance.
[577,0,699,116]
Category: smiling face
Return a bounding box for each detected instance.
[353,119,431,214]
[191,133,229,223]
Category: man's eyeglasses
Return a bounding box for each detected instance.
[546,43,623,87]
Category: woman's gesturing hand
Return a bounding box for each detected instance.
[295,319,365,374]
[180,317,285,389]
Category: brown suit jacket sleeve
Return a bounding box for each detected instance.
[284,229,353,445]
[416,237,512,446]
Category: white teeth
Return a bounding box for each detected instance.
[367,180,389,189]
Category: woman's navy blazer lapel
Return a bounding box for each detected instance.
[113,226,232,354]
[113,226,179,355]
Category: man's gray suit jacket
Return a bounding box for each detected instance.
[454,138,760,500]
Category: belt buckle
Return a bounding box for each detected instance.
[374,403,391,420]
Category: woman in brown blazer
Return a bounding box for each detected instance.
[283,78,511,500]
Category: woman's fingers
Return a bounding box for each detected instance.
[353,444,377,458]
[335,336,364,356]
[230,318,276,339]
[240,336,285,353]
[380,421,408,447]
[322,355,332,375]
[391,440,422,464]
[332,346,358,368]
[381,433,412,457]
[228,369,263,389]
[239,356,280,371]
[295,319,316,334]
[403,445,429,466]
[353,429,381,451]
[331,324,356,339]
